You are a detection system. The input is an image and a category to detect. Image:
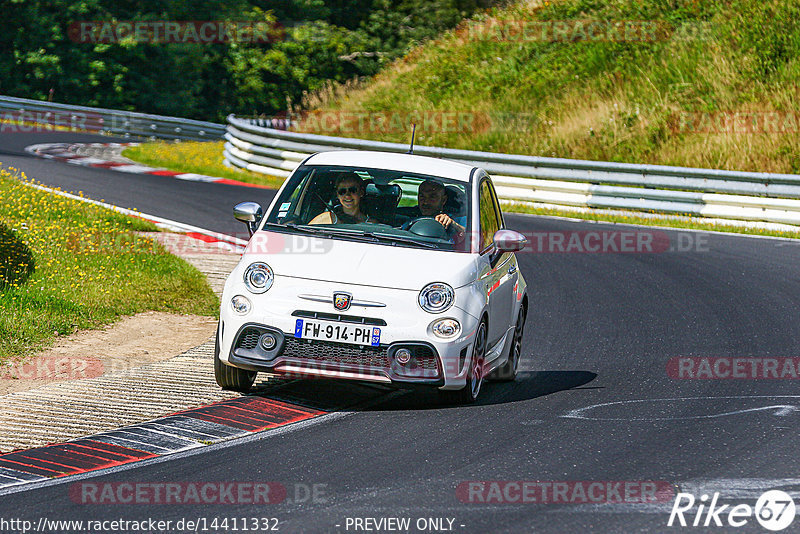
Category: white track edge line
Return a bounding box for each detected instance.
[21,181,247,247]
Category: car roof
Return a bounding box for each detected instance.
[303,150,477,182]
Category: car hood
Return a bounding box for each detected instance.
[242,230,478,290]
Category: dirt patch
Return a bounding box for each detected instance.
[0,311,217,396]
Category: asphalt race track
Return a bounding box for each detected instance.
[2,131,800,533]
[0,131,273,237]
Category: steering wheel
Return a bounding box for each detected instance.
[401,217,450,240]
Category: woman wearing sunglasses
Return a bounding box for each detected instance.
[309,172,373,225]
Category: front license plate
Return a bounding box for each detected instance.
[294,319,381,347]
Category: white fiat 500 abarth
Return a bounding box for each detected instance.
[216,150,528,404]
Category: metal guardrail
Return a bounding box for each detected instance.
[224,115,800,226]
[0,95,225,141]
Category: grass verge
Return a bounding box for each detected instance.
[122,141,286,188]
[0,165,219,363]
[297,0,800,175]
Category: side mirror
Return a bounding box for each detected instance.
[493,229,527,253]
[234,202,263,236]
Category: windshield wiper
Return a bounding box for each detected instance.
[264,222,330,236]
[268,222,381,243]
[317,227,382,243]
[361,231,438,249]
[265,222,436,248]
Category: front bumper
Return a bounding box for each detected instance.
[224,321,479,388]
[219,274,482,389]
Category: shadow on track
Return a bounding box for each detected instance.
[240,370,598,413]
[369,370,599,411]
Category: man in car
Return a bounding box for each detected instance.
[399,179,466,236]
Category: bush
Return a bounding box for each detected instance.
[0,222,34,290]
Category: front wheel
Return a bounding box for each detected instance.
[214,325,257,392]
[439,321,487,405]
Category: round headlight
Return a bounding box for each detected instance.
[243,262,274,294]
[418,282,454,313]
[431,318,461,339]
[231,295,252,314]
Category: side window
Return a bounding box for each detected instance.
[285,173,312,219]
[479,180,501,251]
[488,180,504,229]
[267,168,314,224]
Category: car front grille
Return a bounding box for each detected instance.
[236,327,263,350]
[232,326,441,380]
[282,337,389,369]
[403,345,438,370]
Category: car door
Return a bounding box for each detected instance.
[478,178,517,349]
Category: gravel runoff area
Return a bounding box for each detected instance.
[0,232,274,453]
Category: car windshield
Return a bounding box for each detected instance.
[264,165,471,252]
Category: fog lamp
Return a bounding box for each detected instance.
[395,348,412,365]
[260,333,277,350]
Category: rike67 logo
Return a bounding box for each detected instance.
[668,490,796,531]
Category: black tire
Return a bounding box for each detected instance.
[214,325,257,392]
[488,306,526,382]
[439,320,487,405]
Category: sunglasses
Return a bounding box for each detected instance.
[337,186,359,196]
